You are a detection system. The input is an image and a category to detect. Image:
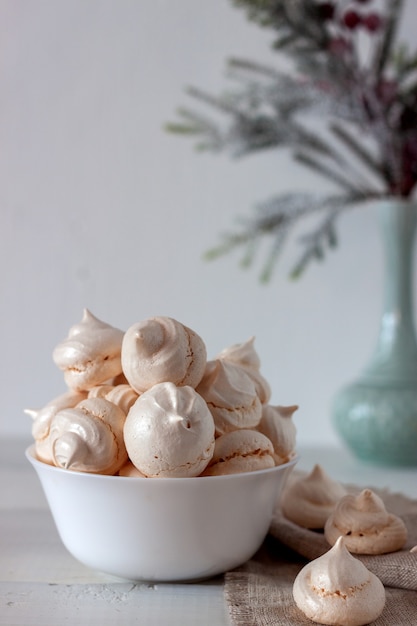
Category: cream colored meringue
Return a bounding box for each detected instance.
[196,359,262,436]
[293,536,385,626]
[87,384,114,400]
[110,371,129,386]
[123,382,215,478]
[121,316,207,394]
[282,464,347,529]
[88,383,139,415]
[201,429,275,476]
[217,337,271,404]
[118,461,147,478]
[52,309,124,391]
[49,397,128,475]
[25,389,88,464]
[257,404,298,465]
[324,488,408,554]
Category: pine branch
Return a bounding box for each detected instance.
[240,235,261,269]
[330,123,386,182]
[293,152,361,193]
[290,120,346,163]
[165,107,225,151]
[204,231,255,261]
[290,211,340,280]
[259,228,289,283]
[373,0,405,77]
[185,86,242,117]
[289,191,384,279]
[281,0,329,51]
[204,191,383,280]
[167,0,416,280]
[227,56,283,80]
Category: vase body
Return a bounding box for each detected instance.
[332,199,417,466]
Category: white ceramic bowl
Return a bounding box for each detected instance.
[26,445,296,582]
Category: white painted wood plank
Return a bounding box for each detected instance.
[1,581,229,626]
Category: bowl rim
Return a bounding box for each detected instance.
[25,444,298,484]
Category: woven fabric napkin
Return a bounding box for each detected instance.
[225,485,417,626]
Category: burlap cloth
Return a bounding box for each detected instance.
[225,481,417,625]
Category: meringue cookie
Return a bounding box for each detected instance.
[257,404,298,465]
[293,536,385,626]
[121,316,207,394]
[201,429,275,476]
[282,464,347,529]
[324,488,408,554]
[118,461,147,478]
[124,382,215,478]
[88,384,139,415]
[196,359,262,436]
[217,337,271,404]
[25,389,87,464]
[52,309,124,391]
[49,397,128,475]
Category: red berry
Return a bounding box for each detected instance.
[362,13,382,32]
[343,10,361,29]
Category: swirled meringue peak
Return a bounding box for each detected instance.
[121,316,207,394]
[52,309,124,391]
[26,389,87,464]
[217,337,271,404]
[282,464,347,529]
[124,382,215,478]
[49,397,128,475]
[196,359,262,436]
[324,488,408,554]
[218,336,261,369]
[257,404,298,465]
[293,537,385,626]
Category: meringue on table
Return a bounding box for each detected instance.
[282,464,347,529]
[293,536,385,626]
[324,488,408,554]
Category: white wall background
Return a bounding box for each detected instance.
[1,0,417,446]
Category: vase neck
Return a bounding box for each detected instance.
[380,201,416,322]
[363,200,417,384]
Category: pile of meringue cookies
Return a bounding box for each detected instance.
[28,310,411,626]
[28,310,297,479]
[282,464,410,626]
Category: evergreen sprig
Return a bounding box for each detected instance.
[167,0,417,279]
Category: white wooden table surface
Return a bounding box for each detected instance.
[1,437,416,626]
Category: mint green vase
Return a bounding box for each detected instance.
[332,200,417,466]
